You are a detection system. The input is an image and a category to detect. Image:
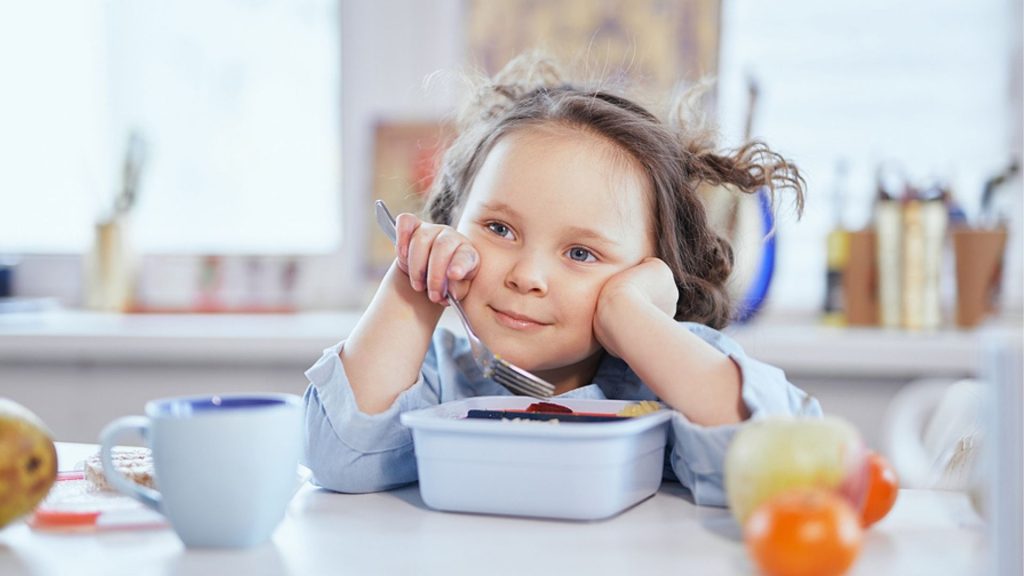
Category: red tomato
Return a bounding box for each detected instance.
[860,451,899,527]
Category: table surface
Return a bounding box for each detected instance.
[0,443,989,576]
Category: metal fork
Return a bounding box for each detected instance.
[374,200,555,398]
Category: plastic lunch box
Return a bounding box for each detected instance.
[399,396,673,520]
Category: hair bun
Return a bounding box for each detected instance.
[463,52,565,124]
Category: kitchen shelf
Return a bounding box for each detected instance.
[0,309,1016,378]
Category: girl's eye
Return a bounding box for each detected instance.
[567,246,596,263]
[486,222,512,238]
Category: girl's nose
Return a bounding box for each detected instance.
[504,253,549,295]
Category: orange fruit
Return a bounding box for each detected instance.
[744,488,863,576]
[860,451,899,527]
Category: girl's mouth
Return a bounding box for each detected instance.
[489,306,549,331]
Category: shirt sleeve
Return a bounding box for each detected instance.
[301,338,444,493]
[666,323,822,507]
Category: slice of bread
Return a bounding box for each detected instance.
[85,447,156,492]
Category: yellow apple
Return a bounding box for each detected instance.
[0,399,58,529]
[725,415,869,526]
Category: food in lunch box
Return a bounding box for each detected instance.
[617,401,662,417]
[525,401,574,414]
[466,409,624,423]
[85,447,156,492]
[466,401,663,423]
[526,400,663,416]
[0,399,58,528]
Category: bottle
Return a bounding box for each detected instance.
[874,165,904,329]
[901,192,947,331]
[823,160,850,326]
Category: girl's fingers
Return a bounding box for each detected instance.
[405,224,442,292]
[394,213,421,270]
[425,230,464,302]
[398,220,477,304]
[448,244,479,281]
[441,245,479,303]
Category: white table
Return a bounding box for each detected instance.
[0,443,988,576]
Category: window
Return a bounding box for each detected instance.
[0,0,341,254]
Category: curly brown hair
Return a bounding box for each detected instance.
[425,54,804,329]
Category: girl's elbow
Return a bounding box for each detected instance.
[303,440,416,493]
[305,452,390,494]
[310,469,380,494]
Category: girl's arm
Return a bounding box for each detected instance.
[341,262,442,414]
[594,258,749,426]
[343,213,479,414]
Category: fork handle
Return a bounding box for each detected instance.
[375,200,398,244]
[376,200,460,304]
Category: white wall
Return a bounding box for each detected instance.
[336,0,465,305]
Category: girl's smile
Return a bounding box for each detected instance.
[488,305,551,331]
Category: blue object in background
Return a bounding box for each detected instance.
[733,187,775,323]
[0,260,13,298]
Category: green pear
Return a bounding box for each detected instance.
[0,399,58,529]
[725,415,868,526]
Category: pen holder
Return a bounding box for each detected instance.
[85,216,135,311]
[953,227,1007,328]
[843,229,879,326]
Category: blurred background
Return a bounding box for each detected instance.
[2,0,1020,314]
[0,0,1021,503]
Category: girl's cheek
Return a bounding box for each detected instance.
[559,277,602,316]
[474,245,510,283]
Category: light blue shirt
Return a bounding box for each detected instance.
[302,322,821,507]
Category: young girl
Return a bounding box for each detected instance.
[303,55,820,507]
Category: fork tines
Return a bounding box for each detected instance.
[488,360,555,398]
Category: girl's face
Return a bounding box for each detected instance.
[455,126,655,390]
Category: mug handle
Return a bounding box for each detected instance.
[99,416,162,512]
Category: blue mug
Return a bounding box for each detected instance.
[99,394,303,548]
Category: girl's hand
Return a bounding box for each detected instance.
[594,257,678,357]
[394,212,479,304]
